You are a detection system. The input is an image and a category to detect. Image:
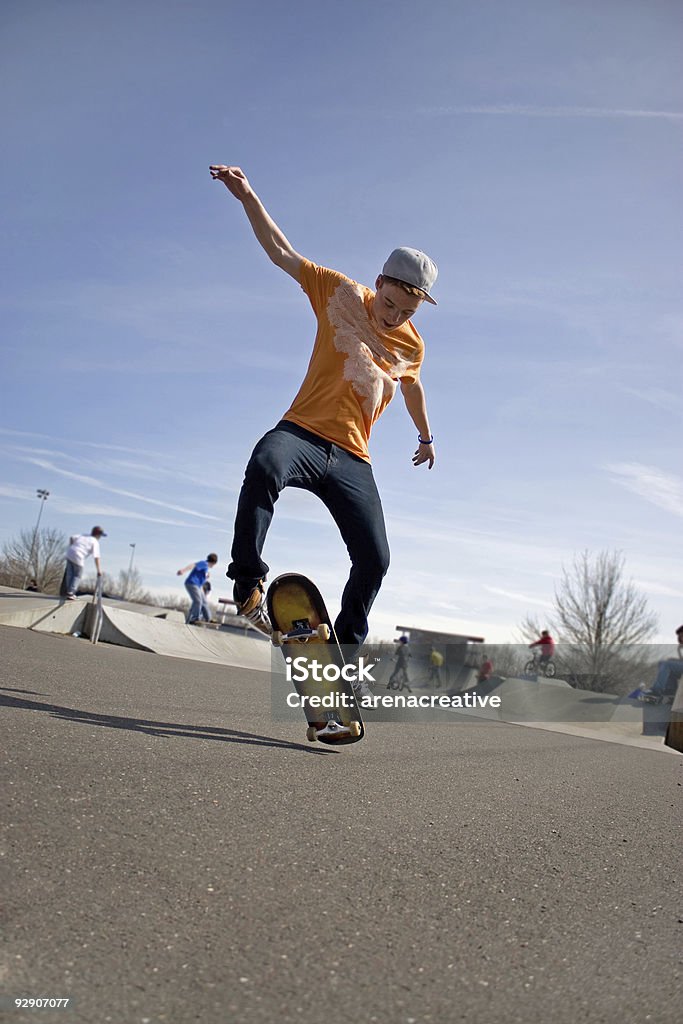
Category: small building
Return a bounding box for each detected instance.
[394,625,485,690]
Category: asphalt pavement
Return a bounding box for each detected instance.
[1,625,681,1024]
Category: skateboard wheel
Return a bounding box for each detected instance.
[271,630,283,647]
[306,726,319,742]
[349,721,361,737]
[317,623,331,641]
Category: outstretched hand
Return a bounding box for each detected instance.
[412,442,435,469]
[209,165,252,201]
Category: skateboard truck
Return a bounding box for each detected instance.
[306,719,361,742]
[271,622,330,646]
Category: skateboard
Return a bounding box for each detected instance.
[266,573,364,745]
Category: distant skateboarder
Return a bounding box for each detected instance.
[388,636,412,692]
[210,164,438,650]
[61,526,106,600]
[428,647,445,688]
[177,554,218,624]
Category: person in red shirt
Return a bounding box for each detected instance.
[529,630,556,668]
[476,655,494,684]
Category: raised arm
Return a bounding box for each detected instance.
[400,377,435,469]
[209,165,303,281]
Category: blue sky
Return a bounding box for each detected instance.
[1,0,681,642]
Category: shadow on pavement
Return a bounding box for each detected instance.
[0,690,333,755]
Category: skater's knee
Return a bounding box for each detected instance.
[353,543,389,583]
[372,542,390,580]
[244,442,284,491]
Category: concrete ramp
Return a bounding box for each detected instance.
[0,589,86,634]
[463,675,661,750]
[89,604,271,671]
[0,587,270,672]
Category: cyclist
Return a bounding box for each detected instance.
[529,630,556,669]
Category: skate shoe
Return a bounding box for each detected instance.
[234,580,272,636]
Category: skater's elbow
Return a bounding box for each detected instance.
[270,247,304,280]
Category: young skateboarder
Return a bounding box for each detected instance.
[177,553,218,624]
[61,526,106,600]
[388,635,413,692]
[210,165,438,649]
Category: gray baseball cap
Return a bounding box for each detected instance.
[382,247,438,305]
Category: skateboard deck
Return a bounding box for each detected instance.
[267,573,364,745]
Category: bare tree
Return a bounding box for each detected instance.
[555,550,657,691]
[518,614,545,645]
[518,551,658,693]
[80,568,154,605]
[0,527,67,593]
[154,592,191,615]
[117,567,153,604]
[483,644,528,679]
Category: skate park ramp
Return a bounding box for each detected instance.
[452,674,668,751]
[92,604,270,670]
[0,586,91,634]
[0,586,270,672]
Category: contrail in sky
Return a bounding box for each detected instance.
[415,104,683,121]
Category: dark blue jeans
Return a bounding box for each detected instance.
[185,582,211,623]
[227,421,390,648]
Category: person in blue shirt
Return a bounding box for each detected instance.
[641,624,683,699]
[177,554,218,624]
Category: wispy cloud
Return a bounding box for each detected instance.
[19,456,223,522]
[0,484,221,530]
[49,499,224,530]
[634,579,683,599]
[0,427,163,458]
[0,431,241,493]
[415,104,683,122]
[484,585,554,608]
[607,462,683,518]
[1,443,224,522]
[614,385,679,413]
[0,485,33,501]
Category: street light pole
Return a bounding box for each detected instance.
[125,543,136,599]
[24,488,50,589]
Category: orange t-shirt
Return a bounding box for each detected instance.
[283,259,424,462]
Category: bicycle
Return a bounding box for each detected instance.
[524,651,556,678]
